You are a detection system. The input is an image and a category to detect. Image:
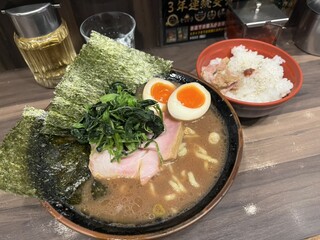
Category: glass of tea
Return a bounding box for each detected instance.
[80,11,136,48]
[3,3,76,88]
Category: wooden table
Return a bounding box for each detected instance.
[1,31,320,240]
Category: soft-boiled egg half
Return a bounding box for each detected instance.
[167,82,211,121]
[142,78,176,111]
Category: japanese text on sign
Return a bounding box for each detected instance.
[162,0,227,44]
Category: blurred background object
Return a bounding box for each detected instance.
[293,0,320,56]
[225,0,288,45]
[0,0,161,71]
[80,11,136,47]
[273,0,298,15]
[0,0,300,72]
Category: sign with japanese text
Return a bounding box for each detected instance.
[162,0,227,44]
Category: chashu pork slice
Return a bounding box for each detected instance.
[89,148,147,181]
[89,113,184,185]
[138,150,159,185]
[139,114,184,184]
[144,113,184,161]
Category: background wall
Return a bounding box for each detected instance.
[0,0,162,71]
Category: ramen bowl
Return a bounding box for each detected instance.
[196,39,303,118]
[42,70,243,239]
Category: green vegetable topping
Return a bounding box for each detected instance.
[91,179,108,200]
[71,82,164,163]
[43,31,172,136]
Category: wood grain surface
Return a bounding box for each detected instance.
[0,30,319,240]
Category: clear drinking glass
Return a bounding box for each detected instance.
[80,11,136,48]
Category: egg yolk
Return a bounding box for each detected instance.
[177,85,205,108]
[151,82,176,104]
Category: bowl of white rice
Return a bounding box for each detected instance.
[196,39,303,118]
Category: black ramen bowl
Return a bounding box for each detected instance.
[42,69,243,239]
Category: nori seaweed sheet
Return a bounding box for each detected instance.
[0,32,173,204]
[0,107,44,197]
[0,107,90,202]
[43,31,173,136]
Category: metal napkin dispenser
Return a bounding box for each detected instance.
[225,1,288,44]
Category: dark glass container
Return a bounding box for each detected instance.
[225,1,288,45]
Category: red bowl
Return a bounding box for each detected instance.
[196,39,303,118]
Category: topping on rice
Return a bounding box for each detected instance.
[201,45,293,103]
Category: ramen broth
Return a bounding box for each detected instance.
[75,108,227,224]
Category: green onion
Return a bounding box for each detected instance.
[71,82,164,162]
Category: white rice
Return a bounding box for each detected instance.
[224,45,293,103]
